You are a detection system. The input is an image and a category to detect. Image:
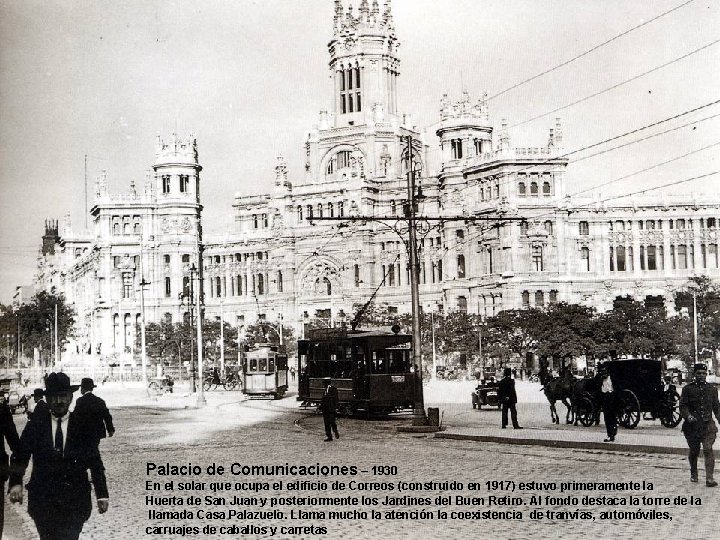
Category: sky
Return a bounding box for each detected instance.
[1,0,718,304]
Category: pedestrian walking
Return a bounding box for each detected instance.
[9,372,109,540]
[320,378,339,442]
[0,392,21,537]
[679,363,719,487]
[74,378,115,444]
[498,367,522,429]
[27,388,48,420]
[600,364,617,442]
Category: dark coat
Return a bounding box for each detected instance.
[10,408,109,527]
[680,381,720,438]
[498,377,518,406]
[74,392,115,440]
[320,385,339,417]
[0,404,21,482]
[29,399,49,420]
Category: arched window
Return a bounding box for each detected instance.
[257,274,265,295]
[276,271,283,293]
[581,247,590,271]
[535,290,544,307]
[521,290,530,307]
[215,276,222,297]
[549,290,558,304]
[616,245,626,271]
[530,182,538,196]
[544,220,553,235]
[543,181,551,196]
[457,255,466,278]
[297,206,303,221]
[458,296,468,313]
[328,203,334,217]
[317,204,323,218]
[306,205,313,220]
[323,277,332,295]
[518,182,526,196]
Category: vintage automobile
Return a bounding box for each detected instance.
[7,390,28,415]
[471,377,501,410]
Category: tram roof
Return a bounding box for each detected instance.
[302,327,410,341]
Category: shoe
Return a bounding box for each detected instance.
[324,438,333,442]
[691,475,698,483]
[334,433,340,439]
[603,438,615,442]
[706,480,718,487]
[514,426,523,429]
[501,426,507,429]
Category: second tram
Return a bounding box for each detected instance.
[242,345,289,399]
[298,328,417,416]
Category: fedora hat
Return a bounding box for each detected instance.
[80,377,96,391]
[32,388,44,399]
[44,372,80,396]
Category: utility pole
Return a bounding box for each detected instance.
[54,303,59,368]
[219,299,225,375]
[692,289,699,365]
[195,265,206,406]
[138,241,149,390]
[406,135,427,425]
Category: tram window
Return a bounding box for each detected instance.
[388,349,409,373]
[371,351,387,374]
[259,357,268,371]
[268,357,276,373]
[249,358,258,372]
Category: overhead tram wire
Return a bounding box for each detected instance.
[488,0,697,101]
[510,38,720,129]
[413,98,720,204]
[441,168,720,257]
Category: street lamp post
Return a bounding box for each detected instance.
[692,289,699,365]
[195,265,206,406]
[219,299,224,374]
[138,240,149,390]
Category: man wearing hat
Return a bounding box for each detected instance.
[599,363,618,442]
[0,389,21,537]
[28,388,48,420]
[74,378,115,443]
[498,367,522,429]
[320,378,339,442]
[8,372,109,539]
[680,363,720,487]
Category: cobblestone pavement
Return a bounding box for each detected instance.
[4,392,718,540]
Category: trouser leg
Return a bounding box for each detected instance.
[323,416,333,439]
[702,431,716,481]
[501,405,509,427]
[510,405,519,428]
[687,438,701,479]
[331,417,339,437]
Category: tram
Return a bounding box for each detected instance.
[242,344,289,399]
[297,328,416,416]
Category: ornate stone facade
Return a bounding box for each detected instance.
[34,1,720,360]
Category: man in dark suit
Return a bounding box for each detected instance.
[0,393,21,537]
[498,367,522,429]
[320,378,339,441]
[680,363,720,487]
[28,388,48,420]
[74,378,115,443]
[9,372,109,540]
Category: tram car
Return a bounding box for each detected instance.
[297,328,416,416]
[242,344,289,399]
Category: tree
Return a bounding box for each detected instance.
[674,275,720,368]
[14,291,75,365]
[241,321,296,358]
[485,308,544,367]
[534,303,597,361]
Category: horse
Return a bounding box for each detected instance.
[539,369,574,424]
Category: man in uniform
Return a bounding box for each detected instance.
[9,372,109,539]
[498,367,522,429]
[680,363,719,487]
[320,378,339,441]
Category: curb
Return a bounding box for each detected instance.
[434,431,720,457]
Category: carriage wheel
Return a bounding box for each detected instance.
[223,379,237,391]
[616,390,641,429]
[659,389,682,428]
[575,395,596,427]
[202,379,215,392]
[148,381,161,396]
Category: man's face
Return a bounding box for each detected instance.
[694,369,707,384]
[47,392,73,417]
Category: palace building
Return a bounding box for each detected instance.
[33,0,720,361]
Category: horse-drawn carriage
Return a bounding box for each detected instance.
[574,359,681,429]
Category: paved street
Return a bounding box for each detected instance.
[2,381,718,540]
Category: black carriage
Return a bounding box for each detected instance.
[297,328,416,416]
[573,359,681,429]
[471,377,501,410]
[242,345,289,399]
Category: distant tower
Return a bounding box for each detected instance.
[436,91,493,172]
[42,219,60,256]
[153,133,202,206]
[329,0,399,126]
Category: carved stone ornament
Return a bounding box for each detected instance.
[161,218,170,233]
[181,217,192,233]
[299,263,339,298]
